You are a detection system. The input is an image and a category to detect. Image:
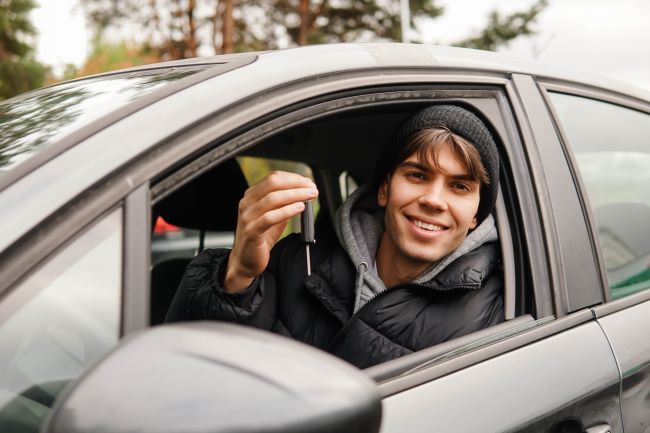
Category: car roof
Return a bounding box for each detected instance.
[60,43,650,103]
[108,43,650,101]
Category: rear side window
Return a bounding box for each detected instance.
[549,92,650,299]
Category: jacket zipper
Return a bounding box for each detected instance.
[327,281,424,351]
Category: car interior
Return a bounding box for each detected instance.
[148,97,540,377]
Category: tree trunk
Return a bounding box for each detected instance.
[298,0,310,45]
[211,3,221,54]
[222,0,234,53]
[187,0,197,57]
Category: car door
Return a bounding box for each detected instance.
[543,87,650,433]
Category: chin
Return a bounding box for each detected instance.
[401,245,447,266]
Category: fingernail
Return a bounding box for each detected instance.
[308,188,318,196]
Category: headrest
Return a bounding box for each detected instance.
[155,159,248,231]
[596,202,650,258]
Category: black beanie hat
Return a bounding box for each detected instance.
[372,104,500,224]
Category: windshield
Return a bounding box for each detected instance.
[0,65,211,176]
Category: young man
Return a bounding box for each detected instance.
[166,104,504,369]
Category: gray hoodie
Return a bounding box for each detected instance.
[334,184,498,313]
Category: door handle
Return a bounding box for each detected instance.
[584,425,611,433]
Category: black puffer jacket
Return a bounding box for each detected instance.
[165,229,504,369]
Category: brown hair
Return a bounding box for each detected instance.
[390,127,489,185]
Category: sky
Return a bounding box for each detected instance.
[32,0,650,91]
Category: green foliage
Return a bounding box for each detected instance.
[0,0,48,100]
[455,0,548,51]
[79,0,212,59]
[78,0,548,57]
[268,0,443,47]
[76,35,161,76]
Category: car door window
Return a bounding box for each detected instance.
[0,209,122,433]
[549,92,650,299]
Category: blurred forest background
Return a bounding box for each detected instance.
[1,0,548,100]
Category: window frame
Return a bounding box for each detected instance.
[146,80,557,389]
[513,74,607,315]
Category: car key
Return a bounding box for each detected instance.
[301,201,315,275]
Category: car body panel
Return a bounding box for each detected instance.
[597,299,650,433]
[379,321,621,433]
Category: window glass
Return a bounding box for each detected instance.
[549,92,650,299]
[0,65,211,176]
[0,209,122,432]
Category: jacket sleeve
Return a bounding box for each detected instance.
[164,248,278,330]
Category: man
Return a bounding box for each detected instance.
[166,104,504,369]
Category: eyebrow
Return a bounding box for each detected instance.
[397,161,478,182]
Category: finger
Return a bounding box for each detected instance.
[239,186,317,226]
[250,187,318,218]
[247,201,306,236]
[245,171,315,202]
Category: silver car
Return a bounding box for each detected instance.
[1,43,649,433]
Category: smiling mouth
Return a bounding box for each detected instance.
[411,218,448,232]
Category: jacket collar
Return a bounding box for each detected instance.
[333,184,499,312]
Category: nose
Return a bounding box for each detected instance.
[418,181,448,211]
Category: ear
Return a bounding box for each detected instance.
[469,215,478,230]
[377,180,388,207]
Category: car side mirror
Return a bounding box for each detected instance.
[42,322,382,433]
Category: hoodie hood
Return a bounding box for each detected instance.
[334,184,498,313]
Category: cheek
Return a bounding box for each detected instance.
[454,196,481,228]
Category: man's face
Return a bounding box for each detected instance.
[378,142,481,272]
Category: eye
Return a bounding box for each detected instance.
[405,171,426,181]
[451,182,471,192]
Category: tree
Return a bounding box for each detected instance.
[79,0,548,60]
[455,0,548,51]
[268,0,443,47]
[79,0,230,59]
[76,35,161,76]
[0,0,48,100]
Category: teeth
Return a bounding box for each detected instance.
[414,219,445,231]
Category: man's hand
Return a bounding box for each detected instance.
[224,171,318,293]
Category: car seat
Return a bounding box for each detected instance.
[594,202,650,298]
[150,159,249,324]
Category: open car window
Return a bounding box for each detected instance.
[148,89,539,378]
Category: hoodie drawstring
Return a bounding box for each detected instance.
[353,262,368,312]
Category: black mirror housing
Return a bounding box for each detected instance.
[43,322,382,433]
